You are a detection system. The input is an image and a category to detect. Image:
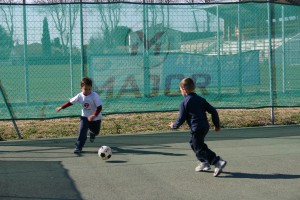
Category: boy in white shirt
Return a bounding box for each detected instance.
[56,77,103,154]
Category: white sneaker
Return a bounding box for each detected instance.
[74,148,82,154]
[195,162,211,172]
[213,158,227,177]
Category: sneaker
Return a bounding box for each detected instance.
[90,132,95,143]
[74,148,82,154]
[213,158,227,177]
[195,162,211,172]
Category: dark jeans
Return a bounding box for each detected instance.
[189,127,220,165]
[75,116,101,150]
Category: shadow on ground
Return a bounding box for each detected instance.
[221,171,300,179]
[0,161,83,200]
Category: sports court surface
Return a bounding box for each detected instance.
[1,125,300,200]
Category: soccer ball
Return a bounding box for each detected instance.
[98,146,112,160]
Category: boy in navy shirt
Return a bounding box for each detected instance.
[169,77,226,177]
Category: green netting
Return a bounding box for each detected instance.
[0,2,299,120]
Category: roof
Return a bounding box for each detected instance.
[203,2,299,24]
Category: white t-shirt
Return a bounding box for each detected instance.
[70,91,103,121]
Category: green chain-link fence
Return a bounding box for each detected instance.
[0,2,299,120]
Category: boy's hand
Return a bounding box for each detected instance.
[56,107,62,112]
[169,122,174,129]
[214,127,221,132]
[88,115,96,121]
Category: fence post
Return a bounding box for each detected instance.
[80,0,85,78]
[0,81,22,139]
[217,5,221,96]
[238,3,243,94]
[23,0,29,103]
[268,1,277,125]
[69,4,74,97]
[281,5,286,93]
[143,1,150,97]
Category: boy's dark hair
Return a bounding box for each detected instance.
[81,77,93,87]
[180,78,195,93]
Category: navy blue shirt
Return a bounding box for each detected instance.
[172,92,220,133]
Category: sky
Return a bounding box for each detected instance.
[1,0,238,4]
[0,3,221,46]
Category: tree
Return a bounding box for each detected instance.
[111,26,131,46]
[0,25,13,60]
[95,0,122,50]
[41,17,51,55]
[87,35,105,55]
[0,1,15,47]
[53,37,61,49]
[35,0,80,55]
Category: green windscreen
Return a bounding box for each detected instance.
[0,2,299,120]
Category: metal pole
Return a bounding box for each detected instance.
[23,0,29,102]
[217,5,221,95]
[238,3,243,94]
[281,5,286,93]
[268,1,276,125]
[69,4,74,97]
[143,1,150,97]
[0,80,22,139]
[80,0,85,78]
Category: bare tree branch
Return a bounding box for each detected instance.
[0,0,15,46]
[95,0,122,48]
[34,0,79,54]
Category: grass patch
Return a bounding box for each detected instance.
[0,108,299,141]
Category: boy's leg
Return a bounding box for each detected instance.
[191,129,227,176]
[75,117,89,152]
[190,134,211,172]
[189,139,196,152]
[190,129,220,165]
[88,120,101,143]
[190,139,210,171]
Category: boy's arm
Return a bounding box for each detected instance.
[61,101,73,109]
[171,102,187,129]
[92,93,103,117]
[88,105,102,121]
[56,101,73,112]
[88,93,103,121]
[205,102,220,129]
[93,105,102,117]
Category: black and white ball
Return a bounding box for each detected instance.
[98,146,112,160]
